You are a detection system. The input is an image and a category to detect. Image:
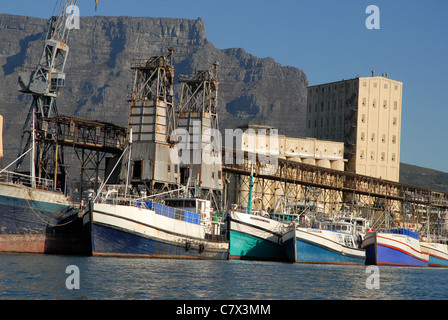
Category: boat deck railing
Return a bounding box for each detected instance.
[94,185,227,241]
[0,170,55,191]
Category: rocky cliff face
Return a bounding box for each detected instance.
[0,14,308,164]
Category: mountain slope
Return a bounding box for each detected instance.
[400,163,448,193]
[0,14,308,166]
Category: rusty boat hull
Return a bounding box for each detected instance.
[0,181,90,255]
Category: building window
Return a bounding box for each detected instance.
[393,117,397,126]
[392,153,396,162]
[381,152,385,161]
[384,84,388,89]
[373,83,377,88]
[394,101,398,110]
[363,82,367,87]
[392,135,396,143]
[361,132,365,141]
[371,134,375,142]
[360,150,364,160]
[383,100,387,109]
[361,114,366,123]
[362,98,366,106]
[372,99,376,108]
[371,151,375,160]
[394,85,398,90]
[382,134,386,143]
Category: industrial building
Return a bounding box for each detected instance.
[305,73,403,182]
[225,124,346,213]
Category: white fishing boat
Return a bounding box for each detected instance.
[227,208,289,261]
[86,185,229,259]
[420,215,448,267]
[282,218,366,265]
[420,238,448,267]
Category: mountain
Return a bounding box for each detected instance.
[399,163,448,194]
[0,14,308,166]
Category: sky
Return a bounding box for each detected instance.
[2,0,448,172]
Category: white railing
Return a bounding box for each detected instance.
[0,169,55,191]
[95,185,202,224]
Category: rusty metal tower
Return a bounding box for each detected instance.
[124,48,180,194]
[177,62,223,209]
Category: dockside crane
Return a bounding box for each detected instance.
[15,0,79,188]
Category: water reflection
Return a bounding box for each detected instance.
[1,254,448,299]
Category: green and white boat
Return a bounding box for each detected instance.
[227,209,288,261]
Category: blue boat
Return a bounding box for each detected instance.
[419,239,448,267]
[282,220,366,265]
[0,171,88,254]
[362,228,429,267]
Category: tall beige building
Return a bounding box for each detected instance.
[306,73,403,182]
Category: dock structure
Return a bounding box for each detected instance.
[31,115,448,230]
[222,147,448,231]
[34,115,127,203]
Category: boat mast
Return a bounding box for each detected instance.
[124,128,133,199]
[31,111,36,187]
[247,163,254,215]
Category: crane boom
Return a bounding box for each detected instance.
[15,0,78,184]
[18,0,77,98]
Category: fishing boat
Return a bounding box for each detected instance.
[419,214,448,267]
[282,218,366,265]
[86,185,229,259]
[362,228,429,267]
[0,168,88,254]
[420,239,448,267]
[227,208,289,261]
[227,164,300,261]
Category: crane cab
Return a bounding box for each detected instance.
[50,72,66,93]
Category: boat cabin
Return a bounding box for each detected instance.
[335,216,369,234]
[321,221,354,234]
[163,198,211,222]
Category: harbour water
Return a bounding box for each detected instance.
[1,253,448,301]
